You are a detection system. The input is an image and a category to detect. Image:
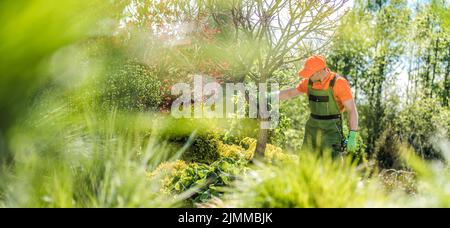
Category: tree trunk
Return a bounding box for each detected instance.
[406,45,414,104]
[355,70,359,102]
[254,72,268,157]
[424,52,431,96]
[444,45,450,107]
[254,120,269,158]
[430,37,439,98]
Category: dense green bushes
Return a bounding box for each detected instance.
[215,143,450,208]
[375,98,450,169]
[99,60,163,112]
[180,132,221,164]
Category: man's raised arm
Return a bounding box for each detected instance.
[278,88,304,101]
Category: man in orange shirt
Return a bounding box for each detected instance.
[277,55,359,157]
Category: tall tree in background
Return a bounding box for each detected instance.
[326,4,372,102]
[406,0,449,106]
[365,0,409,154]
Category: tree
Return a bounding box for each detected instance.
[406,1,449,106]
[327,4,373,102]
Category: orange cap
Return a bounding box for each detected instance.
[298,55,327,78]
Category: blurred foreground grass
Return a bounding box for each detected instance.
[0,0,449,208]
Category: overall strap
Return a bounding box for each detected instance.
[307,79,313,90]
[329,74,339,88]
[326,74,343,116]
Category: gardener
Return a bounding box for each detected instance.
[277,55,359,157]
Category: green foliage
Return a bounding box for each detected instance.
[0,0,116,165]
[2,101,181,207]
[151,158,248,205]
[411,3,450,103]
[221,118,259,146]
[375,97,449,169]
[180,132,221,164]
[327,6,372,84]
[269,98,308,152]
[328,0,412,154]
[99,60,163,112]
[239,137,298,163]
[398,144,450,207]
[150,137,297,206]
[218,140,254,161]
[266,69,310,153]
[431,0,450,34]
[225,151,387,208]
[219,137,298,163]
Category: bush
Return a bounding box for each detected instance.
[239,137,298,162]
[375,98,449,169]
[150,158,249,205]
[99,60,163,112]
[217,141,253,161]
[179,131,221,164]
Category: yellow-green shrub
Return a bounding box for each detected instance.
[149,158,248,205]
[180,132,221,164]
[239,137,298,162]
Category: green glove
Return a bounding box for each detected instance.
[347,130,358,153]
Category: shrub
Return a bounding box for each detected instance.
[179,132,221,164]
[147,160,189,194]
[150,158,249,205]
[217,141,253,161]
[239,137,298,163]
[375,98,449,169]
[99,60,163,112]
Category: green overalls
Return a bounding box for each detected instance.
[300,74,346,158]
